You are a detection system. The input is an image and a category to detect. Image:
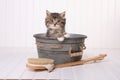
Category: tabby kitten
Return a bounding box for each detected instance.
[45,10,69,41]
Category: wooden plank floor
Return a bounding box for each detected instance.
[0,47,120,80]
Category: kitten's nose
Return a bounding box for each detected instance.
[54,23,57,26]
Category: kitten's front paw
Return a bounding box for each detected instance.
[57,37,64,42]
[64,33,70,38]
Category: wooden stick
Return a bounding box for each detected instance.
[55,54,107,68]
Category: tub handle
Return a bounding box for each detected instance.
[36,43,45,48]
[69,47,83,57]
[50,45,63,49]
[82,43,86,50]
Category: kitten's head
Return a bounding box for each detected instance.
[45,10,66,30]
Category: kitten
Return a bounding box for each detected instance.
[45,10,70,41]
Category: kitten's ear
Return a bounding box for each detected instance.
[60,11,65,18]
[46,10,51,16]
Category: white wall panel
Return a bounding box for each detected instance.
[0,0,120,48]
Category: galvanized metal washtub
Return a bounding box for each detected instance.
[34,33,87,64]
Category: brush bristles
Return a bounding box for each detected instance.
[28,58,54,65]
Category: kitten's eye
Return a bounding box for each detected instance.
[50,19,53,22]
[58,20,60,23]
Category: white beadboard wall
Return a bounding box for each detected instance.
[0,0,120,48]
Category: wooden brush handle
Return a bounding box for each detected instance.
[55,54,107,68]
